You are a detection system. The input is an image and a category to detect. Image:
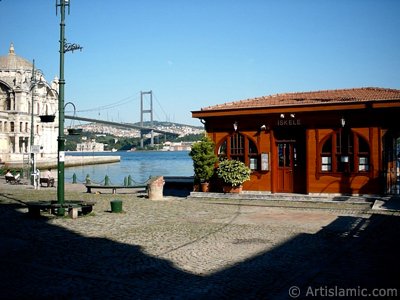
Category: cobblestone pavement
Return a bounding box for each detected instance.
[0,182,399,299]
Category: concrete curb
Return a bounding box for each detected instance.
[4,155,120,169]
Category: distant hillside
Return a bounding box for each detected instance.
[131,121,203,129]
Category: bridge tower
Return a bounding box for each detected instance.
[140,90,154,147]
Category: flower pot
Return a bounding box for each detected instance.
[200,182,210,192]
[193,184,200,192]
[223,185,242,193]
[39,115,55,123]
[67,128,83,135]
[216,159,251,192]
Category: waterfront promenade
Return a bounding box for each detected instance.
[0,181,399,299]
[3,155,121,170]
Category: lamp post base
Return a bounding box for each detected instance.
[56,207,65,216]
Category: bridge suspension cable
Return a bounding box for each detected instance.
[65,91,171,123]
[153,92,169,122]
[68,94,140,114]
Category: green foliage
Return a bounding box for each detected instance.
[189,136,218,182]
[64,125,203,151]
[65,133,142,151]
[175,133,204,142]
[65,139,77,151]
[216,159,251,187]
[0,167,22,175]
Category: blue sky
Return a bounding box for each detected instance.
[1,0,399,126]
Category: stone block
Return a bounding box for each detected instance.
[147,176,164,200]
[68,207,78,219]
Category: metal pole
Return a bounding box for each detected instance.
[140,91,144,148]
[150,90,154,146]
[53,0,82,215]
[57,0,67,214]
[30,60,35,185]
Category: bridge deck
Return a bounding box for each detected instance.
[65,115,180,136]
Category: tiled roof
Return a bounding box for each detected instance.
[200,87,400,111]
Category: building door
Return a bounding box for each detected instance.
[277,142,294,193]
[383,132,400,194]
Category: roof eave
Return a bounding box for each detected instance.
[192,99,400,119]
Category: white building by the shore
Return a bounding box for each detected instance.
[76,140,105,152]
[162,141,192,151]
[0,43,59,164]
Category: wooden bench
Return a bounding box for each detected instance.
[5,175,21,184]
[40,177,55,187]
[27,200,95,218]
[85,184,147,194]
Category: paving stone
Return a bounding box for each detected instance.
[0,181,399,299]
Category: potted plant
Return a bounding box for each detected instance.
[189,136,218,192]
[216,159,251,193]
[39,114,55,123]
[67,128,83,135]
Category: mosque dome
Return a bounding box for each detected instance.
[0,43,33,70]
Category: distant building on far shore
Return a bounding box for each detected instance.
[162,141,192,151]
[76,139,104,152]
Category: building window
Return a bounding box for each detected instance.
[218,140,227,158]
[320,129,370,173]
[358,137,370,172]
[336,129,354,172]
[218,133,258,170]
[10,122,14,132]
[278,143,290,167]
[321,135,332,171]
[230,133,244,162]
[321,156,332,171]
[249,138,258,170]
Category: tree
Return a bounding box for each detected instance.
[189,136,218,183]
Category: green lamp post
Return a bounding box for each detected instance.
[29,60,45,185]
[56,0,82,215]
[30,60,36,185]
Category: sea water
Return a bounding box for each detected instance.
[65,151,193,185]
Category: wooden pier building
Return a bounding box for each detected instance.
[192,87,400,195]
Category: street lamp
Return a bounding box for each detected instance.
[30,60,37,184]
[56,0,82,215]
[30,59,44,184]
[65,101,82,135]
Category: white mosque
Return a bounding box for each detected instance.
[0,43,59,165]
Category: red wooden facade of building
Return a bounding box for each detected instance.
[192,87,400,195]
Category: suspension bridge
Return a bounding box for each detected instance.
[64,91,184,146]
[64,115,179,137]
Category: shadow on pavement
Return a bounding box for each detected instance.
[0,193,399,299]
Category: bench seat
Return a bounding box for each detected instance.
[85,184,147,194]
[5,175,21,184]
[27,200,95,218]
[40,177,55,187]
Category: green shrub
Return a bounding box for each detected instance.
[189,136,218,182]
[216,159,251,187]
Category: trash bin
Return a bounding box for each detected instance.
[110,200,123,213]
